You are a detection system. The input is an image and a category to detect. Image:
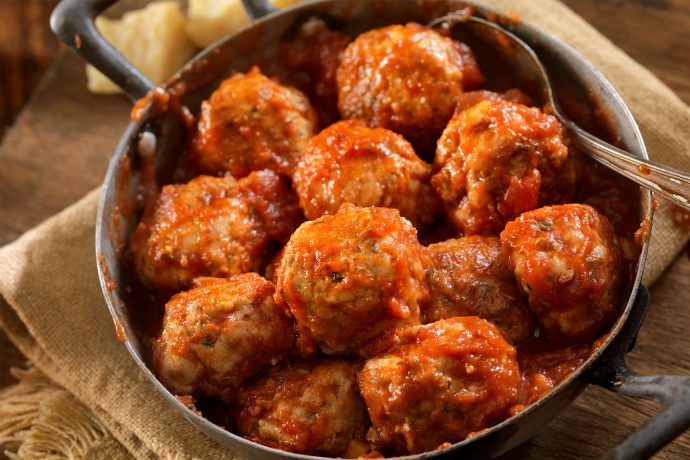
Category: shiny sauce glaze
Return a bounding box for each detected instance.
[111,16,644,458]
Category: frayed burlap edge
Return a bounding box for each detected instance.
[0,367,129,459]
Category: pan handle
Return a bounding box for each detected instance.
[50,0,154,101]
[50,0,277,102]
[590,286,690,459]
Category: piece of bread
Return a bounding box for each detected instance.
[185,0,250,49]
[185,0,305,49]
[86,1,196,94]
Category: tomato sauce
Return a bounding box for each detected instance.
[111,14,645,455]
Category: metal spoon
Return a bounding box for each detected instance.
[430,13,690,211]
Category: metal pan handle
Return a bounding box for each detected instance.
[590,286,690,459]
[50,0,277,102]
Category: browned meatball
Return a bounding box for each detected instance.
[236,359,370,457]
[453,88,532,115]
[274,203,428,358]
[293,120,440,227]
[358,317,520,455]
[500,204,621,343]
[130,170,303,292]
[425,236,536,344]
[431,99,576,235]
[337,23,483,154]
[190,66,318,178]
[153,274,294,403]
[280,18,351,125]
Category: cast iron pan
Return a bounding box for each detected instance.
[50,0,690,458]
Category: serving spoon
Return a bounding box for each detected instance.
[430,13,690,211]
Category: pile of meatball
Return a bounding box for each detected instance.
[130,20,625,458]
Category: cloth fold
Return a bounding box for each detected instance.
[0,190,235,459]
[1,0,689,458]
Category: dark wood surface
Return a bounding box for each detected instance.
[0,0,60,139]
[0,1,689,458]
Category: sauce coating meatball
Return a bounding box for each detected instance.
[153,274,294,403]
[337,23,483,154]
[280,18,351,125]
[274,203,428,358]
[431,99,576,235]
[500,204,621,343]
[293,120,440,226]
[358,317,520,455]
[130,170,302,292]
[425,236,536,344]
[190,66,318,178]
[236,359,370,457]
[453,89,532,115]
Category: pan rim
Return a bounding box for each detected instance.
[95,1,653,458]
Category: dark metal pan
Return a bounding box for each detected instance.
[50,0,690,458]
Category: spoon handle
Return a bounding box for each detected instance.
[563,120,690,211]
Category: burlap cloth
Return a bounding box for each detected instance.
[1,0,689,458]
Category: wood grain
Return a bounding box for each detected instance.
[0,0,61,139]
[0,0,689,458]
[565,0,690,103]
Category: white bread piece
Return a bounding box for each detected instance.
[185,0,305,49]
[86,1,197,94]
[185,0,249,49]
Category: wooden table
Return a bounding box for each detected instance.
[1,1,689,458]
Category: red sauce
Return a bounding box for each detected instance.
[113,15,644,457]
[638,163,651,177]
[168,81,196,130]
[175,395,202,416]
[510,343,592,414]
[97,253,117,292]
[485,10,521,27]
[131,83,195,129]
[131,86,170,122]
[498,11,522,26]
[434,6,474,38]
[278,19,351,125]
[114,318,127,343]
[110,155,135,256]
[634,215,652,247]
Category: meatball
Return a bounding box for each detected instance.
[280,18,351,125]
[337,23,483,154]
[425,236,536,344]
[274,203,428,358]
[358,317,520,455]
[236,359,370,457]
[453,89,532,115]
[500,204,621,343]
[431,99,576,235]
[130,170,302,292]
[190,66,318,178]
[293,120,440,226]
[153,274,294,402]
